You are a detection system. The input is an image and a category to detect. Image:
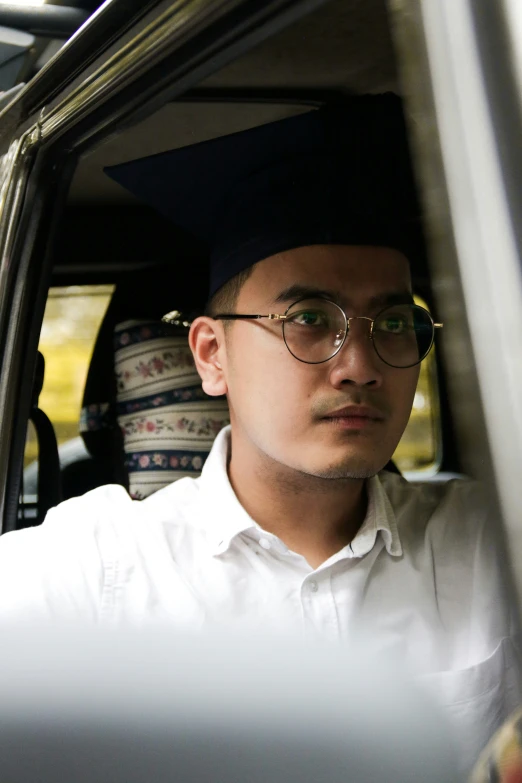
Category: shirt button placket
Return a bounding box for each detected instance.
[301,578,320,633]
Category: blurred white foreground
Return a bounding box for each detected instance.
[0,626,459,782]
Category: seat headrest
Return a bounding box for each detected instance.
[114,319,229,499]
[80,264,205,461]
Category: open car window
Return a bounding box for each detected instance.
[393,296,440,478]
[24,285,114,469]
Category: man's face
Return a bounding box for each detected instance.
[220,245,420,479]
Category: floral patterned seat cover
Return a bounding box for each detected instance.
[114,319,230,499]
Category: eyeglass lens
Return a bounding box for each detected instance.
[282,298,435,367]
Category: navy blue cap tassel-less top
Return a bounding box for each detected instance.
[105,95,424,299]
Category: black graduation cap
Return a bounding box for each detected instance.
[105,94,424,299]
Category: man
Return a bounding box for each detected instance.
[0,95,519,772]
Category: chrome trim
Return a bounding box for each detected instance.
[0,130,40,530]
[0,0,119,123]
[40,0,212,140]
[35,0,329,144]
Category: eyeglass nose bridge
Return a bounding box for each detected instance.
[336,315,375,342]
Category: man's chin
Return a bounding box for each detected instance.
[306,433,397,480]
[300,454,389,481]
[312,464,379,480]
[262,436,395,482]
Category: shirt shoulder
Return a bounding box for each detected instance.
[0,478,203,623]
[0,485,126,621]
[48,474,202,539]
[379,472,509,610]
[378,471,491,543]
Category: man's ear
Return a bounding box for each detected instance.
[189,316,228,397]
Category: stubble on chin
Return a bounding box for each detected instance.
[312,464,378,481]
[266,454,380,494]
[303,452,383,481]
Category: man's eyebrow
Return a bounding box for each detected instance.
[273,284,341,305]
[273,285,415,310]
[367,291,415,310]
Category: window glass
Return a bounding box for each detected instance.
[24,285,114,467]
[393,296,441,477]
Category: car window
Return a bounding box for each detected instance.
[393,296,441,478]
[24,285,114,467]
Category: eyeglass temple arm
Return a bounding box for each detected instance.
[434,323,444,329]
[213,314,287,321]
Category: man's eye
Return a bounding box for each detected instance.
[378,315,409,334]
[290,310,327,326]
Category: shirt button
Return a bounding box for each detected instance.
[259,538,271,550]
[309,580,318,593]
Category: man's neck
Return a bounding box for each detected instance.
[227,434,368,570]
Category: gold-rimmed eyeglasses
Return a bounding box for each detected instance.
[211,297,443,368]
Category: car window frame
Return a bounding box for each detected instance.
[0,0,334,533]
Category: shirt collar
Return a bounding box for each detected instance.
[199,426,258,554]
[199,425,402,558]
[348,473,403,558]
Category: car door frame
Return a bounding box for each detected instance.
[0,0,332,533]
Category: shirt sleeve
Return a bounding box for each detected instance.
[0,485,132,624]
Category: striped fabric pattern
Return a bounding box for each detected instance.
[114,319,230,499]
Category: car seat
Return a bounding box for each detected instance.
[62,263,210,499]
[113,317,229,499]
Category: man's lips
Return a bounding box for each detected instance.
[324,405,385,421]
[321,405,385,429]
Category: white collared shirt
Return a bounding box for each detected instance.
[0,426,519,773]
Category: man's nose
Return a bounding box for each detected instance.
[328,317,384,388]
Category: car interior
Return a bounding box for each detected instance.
[0,3,519,778]
[16,0,466,529]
